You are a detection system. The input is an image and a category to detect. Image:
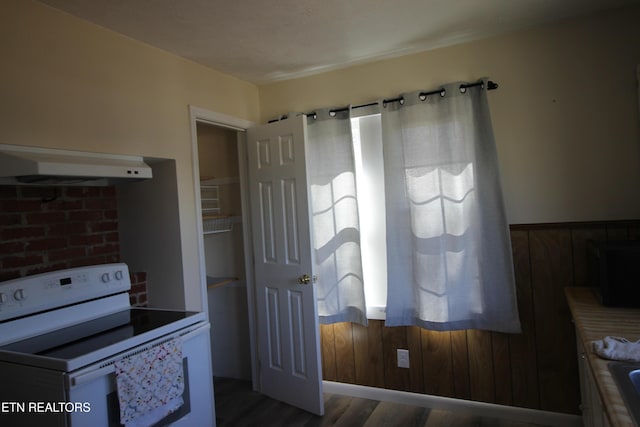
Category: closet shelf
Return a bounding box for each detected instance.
[200,176,240,185]
[207,276,240,290]
[199,176,241,235]
[203,215,236,234]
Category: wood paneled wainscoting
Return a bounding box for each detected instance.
[319,220,640,415]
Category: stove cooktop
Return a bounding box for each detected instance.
[0,307,206,372]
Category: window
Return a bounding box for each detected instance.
[351,113,387,319]
[309,82,520,332]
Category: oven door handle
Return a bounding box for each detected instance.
[70,322,209,388]
[71,364,115,387]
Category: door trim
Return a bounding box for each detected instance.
[188,105,259,389]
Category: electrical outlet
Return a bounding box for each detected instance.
[397,349,410,368]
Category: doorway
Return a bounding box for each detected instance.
[196,122,252,381]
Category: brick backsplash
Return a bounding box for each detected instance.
[129,271,148,307]
[0,185,147,305]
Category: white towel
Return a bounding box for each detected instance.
[114,338,185,427]
[592,336,640,362]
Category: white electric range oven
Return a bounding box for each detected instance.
[0,263,215,427]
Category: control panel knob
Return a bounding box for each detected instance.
[114,270,124,280]
[0,293,7,304]
[101,272,111,283]
[13,289,26,301]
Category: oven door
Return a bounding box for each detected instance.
[67,322,215,427]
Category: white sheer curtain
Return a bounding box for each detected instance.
[381,80,521,333]
[307,108,367,326]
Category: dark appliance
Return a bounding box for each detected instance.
[587,240,640,307]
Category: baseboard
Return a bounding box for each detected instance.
[322,381,582,427]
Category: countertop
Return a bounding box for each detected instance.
[566,287,640,427]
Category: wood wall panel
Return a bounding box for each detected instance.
[320,324,337,381]
[491,332,512,406]
[571,226,606,286]
[407,326,425,393]
[319,220,640,415]
[352,321,385,388]
[606,223,630,240]
[467,329,495,403]
[529,229,579,413]
[450,330,471,400]
[421,329,454,397]
[382,326,410,391]
[333,322,356,384]
[508,229,540,410]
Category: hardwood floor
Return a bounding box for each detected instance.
[213,378,551,427]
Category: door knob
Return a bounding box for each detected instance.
[298,274,317,285]
[298,274,311,285]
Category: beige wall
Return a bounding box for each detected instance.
[259,6,640,225]
[197,124,240,181]
[0,0,260,311]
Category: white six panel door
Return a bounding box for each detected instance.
[246,116,324,415]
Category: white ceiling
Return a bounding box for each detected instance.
[37,0,637,85]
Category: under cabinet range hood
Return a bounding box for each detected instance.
[0,144,152,186]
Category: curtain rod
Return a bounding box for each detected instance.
[269,79,498,122]
[327,80,498,115]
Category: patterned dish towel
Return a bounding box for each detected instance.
[592,336,640,362]
[114,338,184,427]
